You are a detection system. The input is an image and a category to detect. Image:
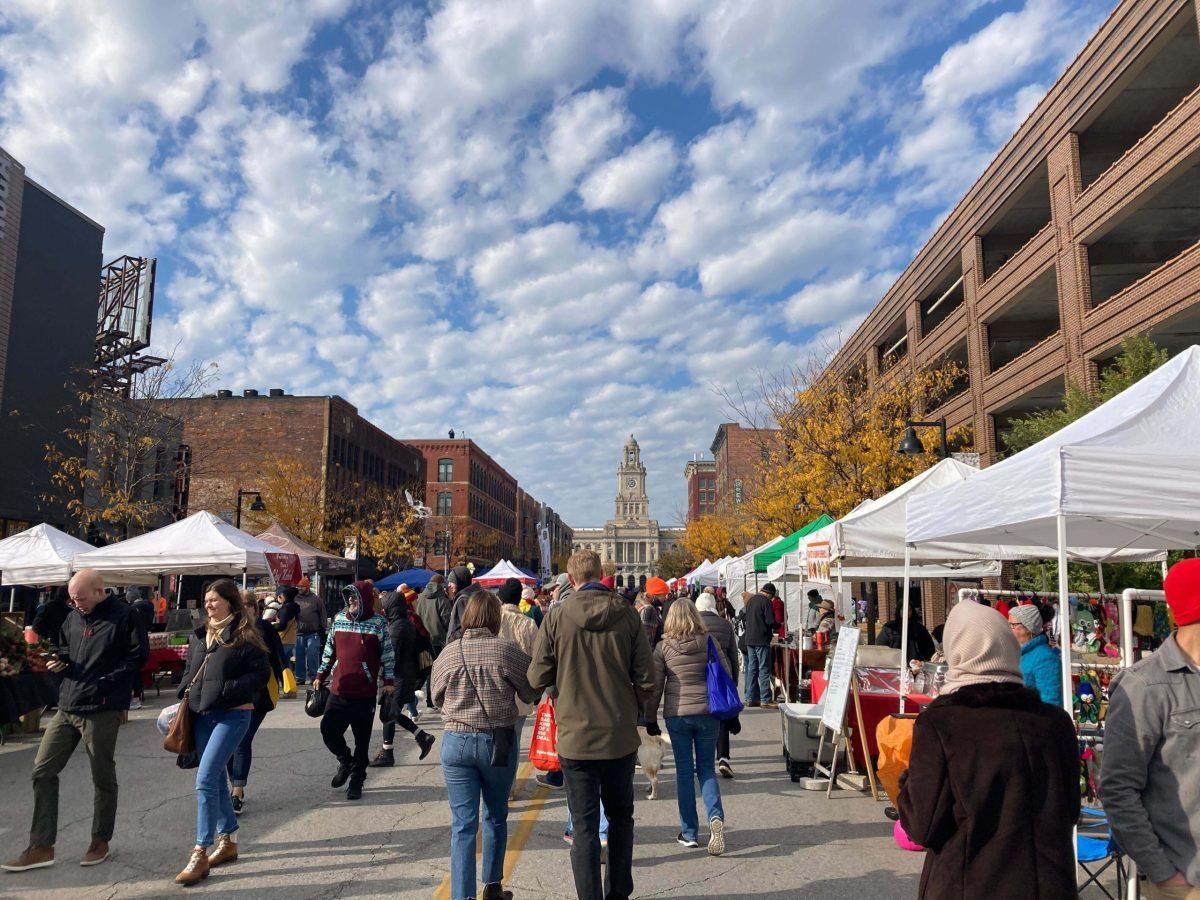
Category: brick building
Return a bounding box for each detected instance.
[826,0,1200,465]
[709,424,782,516]
[683,457,717,522]
[155,391,425,538]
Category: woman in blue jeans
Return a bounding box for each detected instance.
[174,579,270,886]
[430,589,540,900]
[646,597,729,855]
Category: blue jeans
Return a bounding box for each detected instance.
[226,708,266,788]
[745,645,772,702]
[441,730,518,900]
[293,632,321,684]
[566,804,609,841]
[665,715,724,842]
[194,709,252,847]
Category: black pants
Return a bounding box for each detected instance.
[717,721,731,761]
[320,694,375,778]
[425,645,442,707]
[560,752,636,900]
[381,712,419,745]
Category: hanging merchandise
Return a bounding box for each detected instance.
[1133,603,1156,637]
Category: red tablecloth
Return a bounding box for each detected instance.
[141,646,187,687]
[811,671,931,767]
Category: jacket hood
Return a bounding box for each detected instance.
[379,590,407,623]
[344,580,377,620]
[419,581,443,598]
[561,588,631,632]
[661,633,708,654]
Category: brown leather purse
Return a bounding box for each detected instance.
[164,653,210,755]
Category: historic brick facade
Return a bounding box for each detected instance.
[709,424,782,516]
[825,0,1200,463]
[683,458,716,523]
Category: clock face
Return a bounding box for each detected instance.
[626,478,637,489]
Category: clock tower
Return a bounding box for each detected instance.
[615,434,648,521]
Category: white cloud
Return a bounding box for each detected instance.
[785,270,898,327]
[580,132,677,212]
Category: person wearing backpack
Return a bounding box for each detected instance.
[645,597,731,856]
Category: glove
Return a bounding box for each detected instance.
[726,715,741,736]
[644,720,661,737]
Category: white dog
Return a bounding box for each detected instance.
[638,731,669,799]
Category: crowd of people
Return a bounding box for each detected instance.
[4,551,1200,900]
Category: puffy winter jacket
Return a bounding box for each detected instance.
[178,622,271,714]
[649,633,731,719]
[1018,633,1063,708]
[54,597,147,715]
[380,590,420,702]
[700,610,739,683]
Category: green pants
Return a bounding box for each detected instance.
[30,709,123,847]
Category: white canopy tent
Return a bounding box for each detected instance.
[73,511,301,586]
[474,559,537,587]
[722,537,785,606]
[687,558,722,587]
[0,524,95,586]
[907,345,1200,714]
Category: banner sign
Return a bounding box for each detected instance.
[806,540,832,584]
[265,552,302,585]
[538,525,552,579]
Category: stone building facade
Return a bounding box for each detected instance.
[572,435,685,589]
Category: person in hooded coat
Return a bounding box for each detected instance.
[898,600,1079,900]
[368,590,436,767]
[313,581,395,800]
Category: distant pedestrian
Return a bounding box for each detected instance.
[227,589,287,816]
[762,583,785,638]
[496,578,538,748]
[417,574,452,708]
[126,587,155,711]
[368,589,436,767]
[291,577,328,690]
[432,590,539,900]
[1103,559,1200,898]
[313,581,395,801]
[269,586,300,681]
[519,586,542,626]
[29,586,71,644]
[3,570,146,875]
[647,598,729,855]
[898,600,1078,899]
[528,549,654,900]
[641,577,669,648]
[697,591,740,779]
[1007,603,1061,707]
[741,587,777,708]
[172,579,270,886]
[446,566,483,642]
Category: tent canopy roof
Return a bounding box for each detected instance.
[255,522,353,575]
[753,515,834,570]
[907,345,1200,553]
[474,559,537,585]
[0,524,95,586]
[374,568,437,591]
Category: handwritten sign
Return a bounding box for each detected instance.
[821,626,861,733]
[806,540,831,584]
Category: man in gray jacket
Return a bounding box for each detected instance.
[1102,559,1200,898]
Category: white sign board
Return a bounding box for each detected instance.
[821,626,861,733]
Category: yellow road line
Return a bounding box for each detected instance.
[433,761,548,899]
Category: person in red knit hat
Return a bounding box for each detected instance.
[1102,558,1200,898]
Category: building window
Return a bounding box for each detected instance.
[438,458,454,482]
[437,491,452,516]
[734,479,743,504]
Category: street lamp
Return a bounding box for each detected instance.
[898,419,948,459]
[235,490,265,529]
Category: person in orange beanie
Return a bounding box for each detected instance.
[1102,558,1200,896]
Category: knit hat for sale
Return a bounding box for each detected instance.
[1008,603,1044,635]
[1163,558,1200,627]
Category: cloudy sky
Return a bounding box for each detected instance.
[0,0,1112,526]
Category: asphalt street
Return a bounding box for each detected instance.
[0,693,924,899]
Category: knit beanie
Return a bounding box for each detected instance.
[1008,603,1043,635]
[497,577,522,606]
[600,576,615,590]
[645,576,669,597]
[1164,558,1200,627]
[941,600,1023,694]
[696,593,718,613]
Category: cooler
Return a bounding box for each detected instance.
[780,701,824,781]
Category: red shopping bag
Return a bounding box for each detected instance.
[529,697,560,772]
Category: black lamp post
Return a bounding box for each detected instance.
[235,490,265,529]
[898,419,948,459]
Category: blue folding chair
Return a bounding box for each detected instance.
[1077,806,1128,900]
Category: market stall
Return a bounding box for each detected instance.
[0,625,59,740]
[0,523,96,587]
[255,521,353,576]
[374,567,438,591]
[473,559,538,588]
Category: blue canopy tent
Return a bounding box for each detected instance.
[373,568,437,592]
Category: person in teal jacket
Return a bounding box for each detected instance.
[1008,604,1063,707]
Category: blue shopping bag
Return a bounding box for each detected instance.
[706,636,744,721]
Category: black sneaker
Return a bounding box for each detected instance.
[369,748,394,768]
[536,773,565,790]
[346,778,363,801]
[884,806,900,822]
[331,760,353,788]
[676,834,699,849]
[416,731,436,760]
[717,758,734,779]
[231,794,244,815]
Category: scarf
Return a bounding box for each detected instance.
[940,599,1023,694]
[206,613,234,649]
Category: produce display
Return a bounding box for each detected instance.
[0,624,51,677]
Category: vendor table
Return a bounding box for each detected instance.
[770,645,829,702]
[0,671,60,727]
[811,671,931,768]
[141,645,187,689]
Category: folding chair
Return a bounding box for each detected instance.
[1077,806,1128,900]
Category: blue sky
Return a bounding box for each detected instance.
[0,0,1112,526]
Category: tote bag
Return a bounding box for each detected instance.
[528,696,560,772]
[705,636,743,721]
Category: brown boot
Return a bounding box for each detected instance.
[207,834,238,867]
[1,845,54,872]
[80,839,109,867]
[174,847,209,885]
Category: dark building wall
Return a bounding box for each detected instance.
[0,177,103,530]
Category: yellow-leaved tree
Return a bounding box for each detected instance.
[683,514,746,561]
[252,454,335,550]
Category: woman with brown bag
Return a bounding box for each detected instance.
[173,579,270,886]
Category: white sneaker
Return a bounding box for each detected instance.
[129,698,143,710]
[708,818,725,856]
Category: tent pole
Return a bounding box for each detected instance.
[1055,516,1073,718]
[899,545,912,715]
[1120,589,1135,669]
[1095,563,1105,597]
[241,569,247,590]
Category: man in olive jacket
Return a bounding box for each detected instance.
[528,549,654,900]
